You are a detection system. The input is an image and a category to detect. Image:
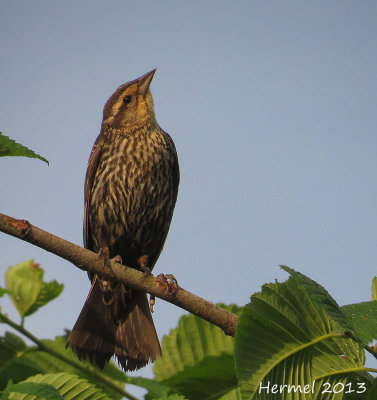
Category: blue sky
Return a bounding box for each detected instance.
[1,0,377,393]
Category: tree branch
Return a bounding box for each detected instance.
[0,212,239,336]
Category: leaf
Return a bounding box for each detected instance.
[0,132,48,164]
[4,382,63,400]
[235,269,372,400]
[218,387,242,400]
[0,333,125,398]
[152,305,242,400]
[155,395,189,400]
[7,373,111,400]
[0,332,43,390]
[23,336,126,400]
[126,376,171,399]
[5,261,64,318]
[372,277,377,301]
[366,378,377,400]
[341,301,377,345]
[281,265,355,333]
[26,281,64,317]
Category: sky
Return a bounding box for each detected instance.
[1,0,377,395]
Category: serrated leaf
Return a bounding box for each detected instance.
[4,382,63,400]
[0,332,43,390]
[23,336,126,400]
[372,278,377,302]
[0,132,48,164]
[5,261,63,318]
[235,270,371,400]
[9,373,111,400]
[281,266,355,333]
[341,301,377,345]
[0,333,126,399]
[153,305,242,400]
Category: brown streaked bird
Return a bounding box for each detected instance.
[66,69,179,371]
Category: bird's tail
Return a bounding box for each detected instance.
[66,276,161,371]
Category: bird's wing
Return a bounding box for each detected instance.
[84,132,105,250]
[172,146,180,204]
[164,130,180,202]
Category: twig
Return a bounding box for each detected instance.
[0,212,239,336]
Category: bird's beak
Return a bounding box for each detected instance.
[138,69,156,96]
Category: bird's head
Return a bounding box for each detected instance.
[102,69,157,128]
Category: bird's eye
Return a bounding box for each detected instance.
[123,95,132,104]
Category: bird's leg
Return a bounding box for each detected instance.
[138,255,151,274]
[149,294,155,313]
[138,255,155,311]
[97,247,123,305]
[98,246,110,261]
[155,273,178,294]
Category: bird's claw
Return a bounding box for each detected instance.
[155,273,178,294]
[98,247,122,269]
[111,255,122,264]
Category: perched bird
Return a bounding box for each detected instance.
[66,69,179,371]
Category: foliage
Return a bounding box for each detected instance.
[0,132,48,164]
[5,260,63,319]
[1,261,377,400]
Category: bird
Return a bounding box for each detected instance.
[66,69,179,371]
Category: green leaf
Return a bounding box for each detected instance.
[0,132,48,164]
[218,387,242,400]
[0,333,125,399]
[26,281,64,317]
[7,373,111,400]
[4,382,63,400]
[153,305,242,400]
[366,378,377,400]
[23,336,126,400]
[0,332,43,390]
[155,395,189,400]
[281,265,355,333]
[372,277,377,301]
[235,269,371,400]
[5,261,64,318]
[126,376,171,399]
[341,301,377,345]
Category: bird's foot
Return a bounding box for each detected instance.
[110,255,122,264]
[155,273,178,294]
[98,247,122,270]
[138,255,151,274]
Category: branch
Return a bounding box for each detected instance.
[0,212,239,336]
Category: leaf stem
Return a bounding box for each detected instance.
[0,312,139,400]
